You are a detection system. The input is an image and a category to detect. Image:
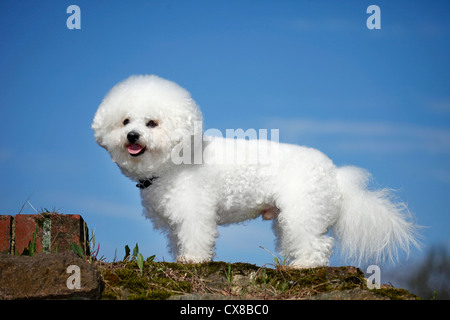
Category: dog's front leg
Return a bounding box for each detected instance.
[167,208,218,264]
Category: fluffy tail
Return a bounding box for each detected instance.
[334,166,421,264]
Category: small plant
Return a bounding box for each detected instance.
[224,263,233,294]
[123,243,140,261]
[259,268,268,297]
[21,225,38,256]
[137,253,144,275]
[123,243,146,275]
[133,243,139,260]
[260,268,267,286]
[431,290,438,300]
[259,246,290,270]
[88,227,102,262]
[72,242,84,258]
[123,245,131,261]
[71,225,103,262]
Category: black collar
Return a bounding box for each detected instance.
[136,177,158,189]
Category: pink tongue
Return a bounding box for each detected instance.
[128,144,144,154]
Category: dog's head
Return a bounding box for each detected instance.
[92,75,203,180]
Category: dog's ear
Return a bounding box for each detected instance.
[92,110,115,150]
[91,116,103,145]
[92,111,106,146]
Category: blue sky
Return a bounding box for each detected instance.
[1,0,449,278]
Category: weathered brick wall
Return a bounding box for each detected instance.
[0,216,12,254]
[0,213,89,256]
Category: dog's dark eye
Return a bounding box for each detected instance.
[147,120,158,128]
[123,119,130,126]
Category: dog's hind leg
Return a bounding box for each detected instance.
[272,185,340,268]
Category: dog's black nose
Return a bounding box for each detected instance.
[127,131,140,144]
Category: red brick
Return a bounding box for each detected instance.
[1,214,89,256]
[43,214,90,255]
[15,214,43,255]
[0,215,13,254]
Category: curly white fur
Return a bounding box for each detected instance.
[92,74,420,268]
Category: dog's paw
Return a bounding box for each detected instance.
[289,259,329,269]
[176,255,211,264]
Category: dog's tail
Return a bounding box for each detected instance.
[334,166,421,264]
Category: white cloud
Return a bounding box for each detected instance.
[428,99,450,115]
[42,190,144,222]
[78,195,143,220]
[0,148,12,163]
[267,118,450,154]
[285,18,356,33]
[430,169,450,184]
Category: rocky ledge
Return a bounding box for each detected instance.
[0,253,419,300]
[0,252,103,299]
[99,260,418,300]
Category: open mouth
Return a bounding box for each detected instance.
[127,144,146,157]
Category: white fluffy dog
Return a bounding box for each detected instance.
[92,75,419,268]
